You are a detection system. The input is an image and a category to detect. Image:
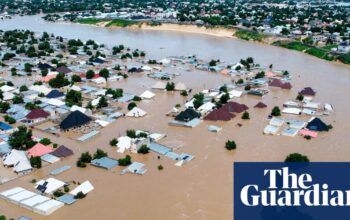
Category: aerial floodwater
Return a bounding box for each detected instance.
[0,14,349,220]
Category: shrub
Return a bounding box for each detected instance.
[225,140,237,150]
[296,94,304,101]
[271,106,281,116]
[138,144,150,154]
[127,102,137,110]
[39,138,51,145]
[304,135,312,140]
[133,96,141,101]
[93,149,107,160]
[241,111,250,120]
[53,190,64,197]
[158,165,164,170]
[64,186,70,193]
[30,156,42,169]
[166,82,175,91]
[109,138,118,146]
[180,91,188,96]
[118,155,132,166]
[126,129,136,138]
[74,191,86,199]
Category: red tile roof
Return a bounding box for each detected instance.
[222,102,249,113]
[204,108,235,121]
[26,109,50,120]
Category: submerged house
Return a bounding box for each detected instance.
[46,90,65,99]
[27,143,53,158]
[300,87,316,96]
[204,108,235,121]
[50,145,73,158]
[175,109,201,122]
[2,149,32,173]
[59,110,92,131]
[24,109,50,124]
[254,102,267,108]
[306,117,329,132]
[222,102,249,113]
[0,122,13,134]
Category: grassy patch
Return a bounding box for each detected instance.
[106,19,139,27]
[272,41,309,52]
[234,29,265,42]
[147,20,162,27]
[322,44,337,51]
[272,41,346,63]
[338,53,350,64]
[75,18,104,25]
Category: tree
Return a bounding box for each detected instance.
[65,90,82,106]
[118,155,132,166]
[30,156,42,168]
[19,85,28,92]
[138,144,150,154]
[97,96,108,109]
[49,73,69,88]
[0,102,10,113]
[71,75,81,83]
[8,126,33,150]
[241,111,250,120]
[271,106,281,116]
[79,152,92,163]
[93,149,107,159]
[296,94,304,101]
[209,59,217,66]
[193,93,204,109]
[4,115,16,124]
[39,138,51,145]
[246,57,254,64]
[127,102,137,110]
[133,96,141,101]
[53,189,65,197]
[126,129,137,138]
[12,95,24,104]
[99,68,110,80]
[236,79,244,84]
[24,63,33,72]
[77,152,92,168]
[219,93,230,104]
[225,140,237,150]
[86,70,95,79]
[109,138,118,146]
[74,192,86,199]
[180,91,188,96]
[285,153,310,162]
[166,82,175,91]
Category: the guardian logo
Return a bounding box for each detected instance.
[234,162,350,220]
[240,167,350,207]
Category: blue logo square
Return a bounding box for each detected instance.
[234,162,350,220]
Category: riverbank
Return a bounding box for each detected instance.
[74,18,350,66]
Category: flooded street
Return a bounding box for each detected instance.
[0,15,350,220]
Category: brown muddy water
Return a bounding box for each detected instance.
[0,15,349,220]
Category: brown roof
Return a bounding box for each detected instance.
[51,145,74,158]
[222,102,249,113]
[56,66,72,74]
[204,108,235,121]
[26,109,50,120]
[254,102,267,108]
[281,82,292,90]
[268,79,283,88]
[300,87,316,96]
